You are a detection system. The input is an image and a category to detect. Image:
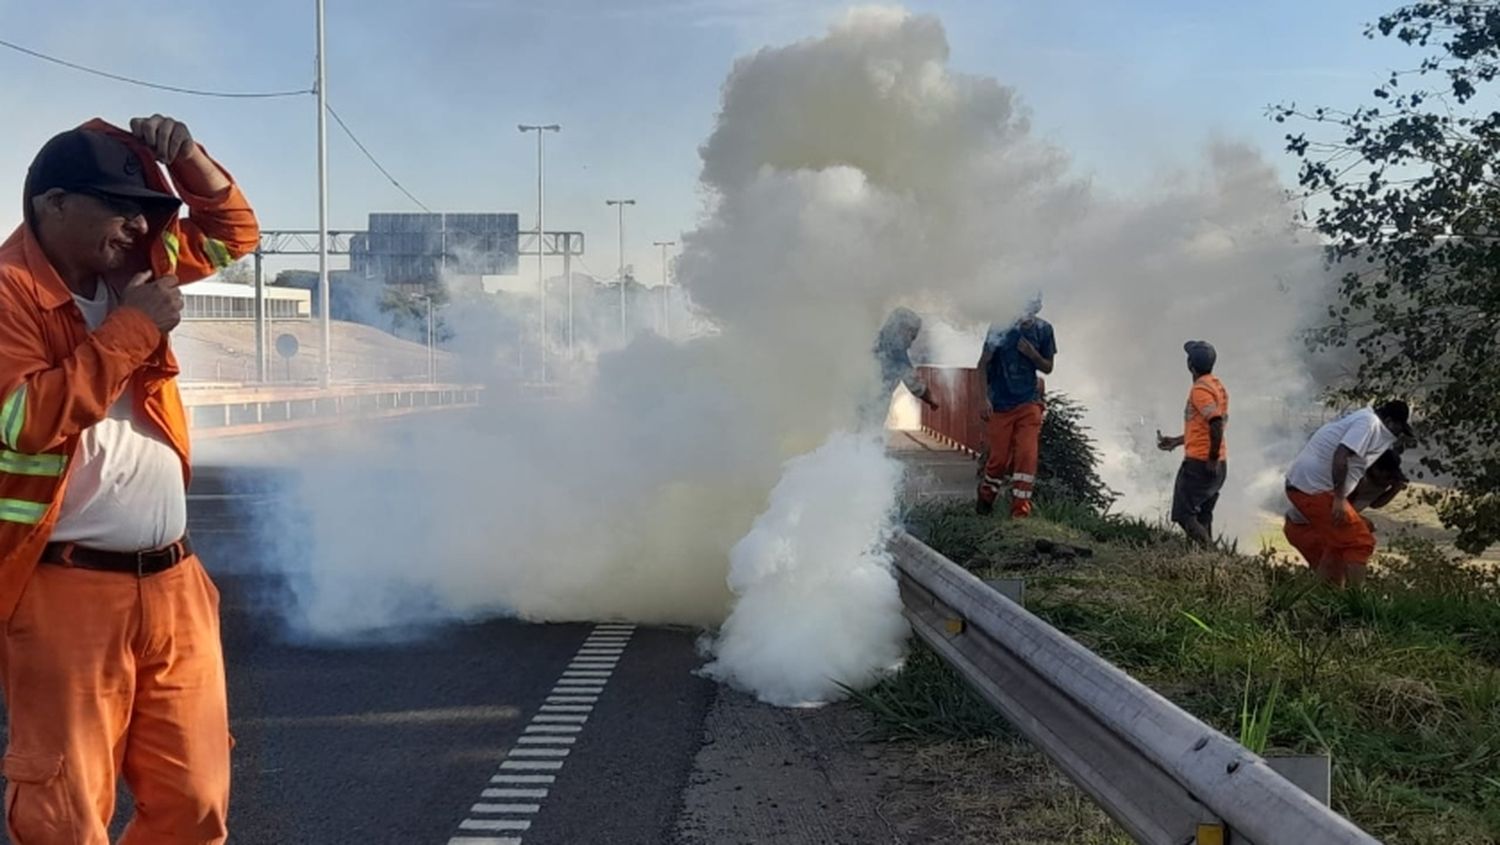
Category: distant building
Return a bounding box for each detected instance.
[183,280,310,321]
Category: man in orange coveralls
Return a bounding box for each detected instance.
[0,115,259,844]
[976,295,1056,518]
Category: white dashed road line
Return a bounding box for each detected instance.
[446,623,636,845]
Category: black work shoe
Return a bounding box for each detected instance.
[975,498,994,516]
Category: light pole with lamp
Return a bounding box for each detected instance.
[652,240,675,337]
[519,124,560,381]
[605,198,636,340]
[423,294,434,384]
[315,0,331,387]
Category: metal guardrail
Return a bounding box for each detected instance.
[890,531,1381,845]
[183,383,483,438]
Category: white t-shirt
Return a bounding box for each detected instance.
[48,282,186,552]
[1285,407,1397,497]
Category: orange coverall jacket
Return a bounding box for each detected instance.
[0,118,259,621]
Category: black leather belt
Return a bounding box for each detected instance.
[40,536,194,576]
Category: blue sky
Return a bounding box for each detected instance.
[0,0,1419,288]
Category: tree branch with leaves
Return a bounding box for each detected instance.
[1273,1,1500,552]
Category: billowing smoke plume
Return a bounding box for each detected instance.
[247,7,1329,703]
[699,433,907,706]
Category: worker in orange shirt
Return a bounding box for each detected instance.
[1157,341,1228,546]
[976,295,1056,517]
[0,116,259,843]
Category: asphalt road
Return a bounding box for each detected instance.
[0,457,718,845]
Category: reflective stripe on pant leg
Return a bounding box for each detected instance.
[1009,403,1043,516]
[979,411,1019,504]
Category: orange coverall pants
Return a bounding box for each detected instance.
[0,557,229,845]
[1283,489,1378,587]
[978,402,1043,518]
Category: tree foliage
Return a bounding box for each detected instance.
[217,258,254,285]
[1037,392,1115,514]
[1274,1,1500,552]
[380,285,453,344]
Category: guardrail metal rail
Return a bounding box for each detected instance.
[182,383,483,438]
[891,531,1381,845]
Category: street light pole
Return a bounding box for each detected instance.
[519,124,560,382]
[605,198,635,340]
[653,240,675,337]
[315,0,331,388]
[425,294,435,384]
[564,233,574,356]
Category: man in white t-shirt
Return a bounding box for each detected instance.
[0,116,258,843]
[1282,401,1415,586]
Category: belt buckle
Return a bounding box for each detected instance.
[135,546,168,577]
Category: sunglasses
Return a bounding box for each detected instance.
[74,189,151,221]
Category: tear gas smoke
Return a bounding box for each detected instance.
[236,7,1331,705]
[699,433,907,706]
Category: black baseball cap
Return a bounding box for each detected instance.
[1184,340,1217,373]
[1374,399,1415,439]
[24,128,181,213]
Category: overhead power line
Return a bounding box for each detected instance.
[0,37,432,212]
[325,105,432,212]
[0,37,312,98]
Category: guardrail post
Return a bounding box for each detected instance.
[984,578,1026,605]
[1267,755,1332,806]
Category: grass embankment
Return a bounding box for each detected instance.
[855,500,1500,844]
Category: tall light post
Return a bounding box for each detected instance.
[563,233,575,355]
[653,240,675,337]
[424,294,435,384]
[605,198,635,339]
[315,0,331,387]
[519,124,560,382]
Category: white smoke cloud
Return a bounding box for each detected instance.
[699,433,907,706]
[247,7,1332,704]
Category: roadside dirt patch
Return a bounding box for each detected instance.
[674,686,1126,844]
